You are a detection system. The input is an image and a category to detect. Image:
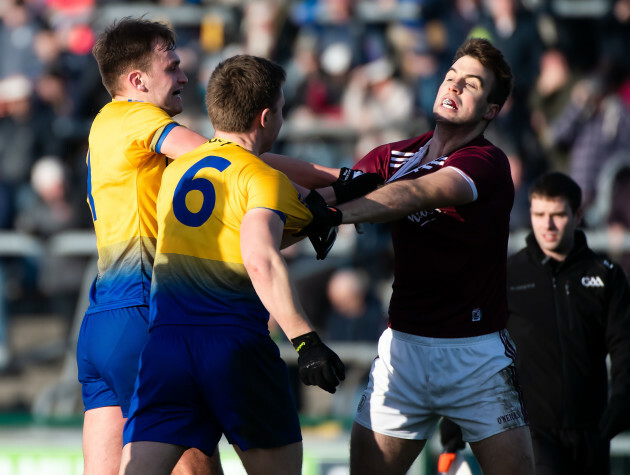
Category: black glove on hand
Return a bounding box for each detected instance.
[294,190,342,261]
[308,226,338,260]
[291,331,345,393]
[332,168,384,204]
[440,418,466,452]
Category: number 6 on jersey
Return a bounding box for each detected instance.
[173,156,231,227]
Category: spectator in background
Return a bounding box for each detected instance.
[549,59,630,211]
[507,172,630,474]
[598,0,630,78]
[604,159,630,276]
[342,56,414,134]
[0,74,60,204]
[0,0,43,79]
[290,41,352,123]
[323,267,386,418]
[14,156,87,237]
[14,156,91,314]
[324,267,386,342]
[528,48,578,174]
[473,0,544,170]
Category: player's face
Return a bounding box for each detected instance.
[144,42,188,117]
[261,89,285,154]
[530,196,579,260]
[433,55,497,126]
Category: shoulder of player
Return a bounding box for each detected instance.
[449,137,507,162]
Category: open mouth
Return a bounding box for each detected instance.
[441,98,457,110]
[173,89,182,96]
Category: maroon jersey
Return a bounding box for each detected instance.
[355,131,514,337]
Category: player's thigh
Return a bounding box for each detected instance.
[83,406,125,475]
[469,425,534,475]
[350,422,426,475]
[119,441,186,475]
[234,441,302,475]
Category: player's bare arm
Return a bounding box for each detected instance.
[159,126,209,159]
[240,208,314,340]
[339,166,475,224]
[260,152,339,189]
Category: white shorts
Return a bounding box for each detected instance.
[354,328,527,442]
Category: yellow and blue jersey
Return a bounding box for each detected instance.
[150,138,312,334]
[85,100,179,313]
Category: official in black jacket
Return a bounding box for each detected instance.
[507,172,630,474]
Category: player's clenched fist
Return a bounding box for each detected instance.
[291,331,345,393]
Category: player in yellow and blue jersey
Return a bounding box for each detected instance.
[120,55,346,475]
[76,18,220,475]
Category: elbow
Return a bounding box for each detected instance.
[243,252,272,282]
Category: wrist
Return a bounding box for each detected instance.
[291,331,321,353]
[328,207,343,226]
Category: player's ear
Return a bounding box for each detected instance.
[129,71,148,92]
[483,103,499,121]
[259,108,271,128]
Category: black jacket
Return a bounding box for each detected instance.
[506,230,630,438]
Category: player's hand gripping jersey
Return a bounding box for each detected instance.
[355,131,515,338]
[85,100,179,313]
[150,138,312,333]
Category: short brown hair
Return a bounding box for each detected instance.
[529,172,582,214]
[92,17,176,96]
[205,55,286,133]
[454,38,514,110]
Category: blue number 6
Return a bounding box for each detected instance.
[173,156,231,227]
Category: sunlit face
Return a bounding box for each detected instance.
[143,42,187,116]
[260,89,285,153]
[530,196,580,261]
[433,55,497,126]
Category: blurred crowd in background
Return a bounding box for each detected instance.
[1,0,630,356]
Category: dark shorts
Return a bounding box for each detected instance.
[77,306,150,417]
[123,324,302,455]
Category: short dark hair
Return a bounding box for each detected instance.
[454,38,514,110]
[529,172,582,214]
[92,17,176,96]
[205,55,286,133]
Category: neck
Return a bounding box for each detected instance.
[113,91,143,103]
[429,121,486,158]
[213,130,261,156]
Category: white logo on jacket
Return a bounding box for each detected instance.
[581,276,604,288]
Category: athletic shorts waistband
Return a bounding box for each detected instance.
[390,328,505,347]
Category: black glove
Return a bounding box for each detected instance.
[291,331,345,393]
[295,190,342,237]
[332,168,383,204]
[440,418,466,452]
[308,226,338,260]
[295,190,342,259]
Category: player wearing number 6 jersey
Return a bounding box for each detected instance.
[120,54,345,475]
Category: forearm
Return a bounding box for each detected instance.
[338,182,417,224]
[339,167,473,224]
[261,152,339,188]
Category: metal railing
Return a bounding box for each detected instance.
[0,227,629,419]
